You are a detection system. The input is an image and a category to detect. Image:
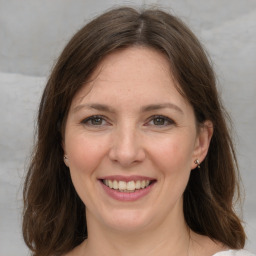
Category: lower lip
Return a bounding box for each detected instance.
[100,181,155,202]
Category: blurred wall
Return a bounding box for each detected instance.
[0,0,255,255]
[1,0,256,76]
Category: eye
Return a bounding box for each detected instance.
[146,115,175,127]
[81,115,108,126]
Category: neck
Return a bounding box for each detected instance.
[82,210,191,256]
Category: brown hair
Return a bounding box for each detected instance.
[23,7,245,256]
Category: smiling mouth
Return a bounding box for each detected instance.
[101,179,155,193]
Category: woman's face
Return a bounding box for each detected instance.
[64,47,212,233]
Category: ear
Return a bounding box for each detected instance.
[62,139,66,153]
[63,155,69,167]
[191,120,213,169]
[62,140,69,167]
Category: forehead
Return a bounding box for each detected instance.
[95,46,172,82]
[71,46,187,110]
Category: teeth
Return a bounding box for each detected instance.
[103,179,152,192]
[113,180,118,190]
[119,181,127,190]
[135,180,141,189]
[108,180,113,189]
[127,181,135,191]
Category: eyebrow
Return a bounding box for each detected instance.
[141,103,184,114]
[73,103,115,113]
[73,103,183,114]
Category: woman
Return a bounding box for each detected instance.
[22,7,255,256]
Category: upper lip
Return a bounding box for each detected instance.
[98,175,156,182]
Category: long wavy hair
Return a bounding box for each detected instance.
[23,7,245,256]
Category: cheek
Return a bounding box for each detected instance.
[148,132,195,174]
[66,134,108,176]
[65,134,109,206]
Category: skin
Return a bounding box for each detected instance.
[63,47,225,256]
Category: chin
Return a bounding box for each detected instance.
[101,208,153,233]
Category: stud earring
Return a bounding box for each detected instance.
[63,155,69,167]
[194,159,200,169]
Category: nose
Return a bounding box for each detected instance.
[108,125,146,167]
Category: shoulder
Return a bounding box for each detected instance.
[213,249,256,256]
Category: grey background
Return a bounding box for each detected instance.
[0,0,255,255]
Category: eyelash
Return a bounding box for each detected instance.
[81,115,175,127]
[81,115,108,126]
[145,115,175,127]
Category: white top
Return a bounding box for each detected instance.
[213,250,256,256]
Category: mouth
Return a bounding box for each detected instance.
[98,175,156,201]
[100,179,155,193]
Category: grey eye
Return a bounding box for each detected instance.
[90,117,103,125]
[148,115,174,126]
[153,117,166,125]
[82,115,107,126]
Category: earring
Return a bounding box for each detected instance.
[194,159,201,169]
[63,155,69,167]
